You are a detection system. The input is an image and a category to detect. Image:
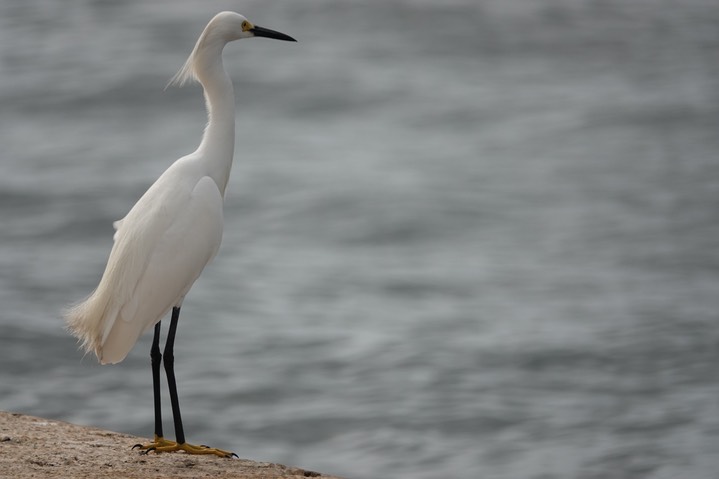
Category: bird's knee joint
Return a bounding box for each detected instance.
[163,352,175,367]
[151,348,162,361]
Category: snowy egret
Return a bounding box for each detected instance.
[65,12,296,457]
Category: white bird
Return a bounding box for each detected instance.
[65,11,296,457]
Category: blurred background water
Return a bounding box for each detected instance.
[1,0,719,477]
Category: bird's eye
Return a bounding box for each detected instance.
[241,21,250,32]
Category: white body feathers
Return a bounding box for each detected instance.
[65,12,248,364]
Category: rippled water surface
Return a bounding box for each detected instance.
[1,1,718,478]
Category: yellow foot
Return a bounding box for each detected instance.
[132,435,177,452]
[132,435,237,458]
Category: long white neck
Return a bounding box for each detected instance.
[194,43,235,197]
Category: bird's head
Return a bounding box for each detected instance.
[168,12,296,87]
[206,11,297,43]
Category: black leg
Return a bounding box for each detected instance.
[163,306,186,445]
[151,321,164,439]
[133,306,236,458]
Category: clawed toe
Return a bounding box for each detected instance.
[132,436,235,458]
[131,435,176,454]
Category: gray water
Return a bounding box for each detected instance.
[1,1,719,478]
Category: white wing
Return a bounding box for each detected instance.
[65,161,224,365]
[100,174,223,364]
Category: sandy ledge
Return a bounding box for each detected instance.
[0,411,344,479]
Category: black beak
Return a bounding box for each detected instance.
[250,25,297,42]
